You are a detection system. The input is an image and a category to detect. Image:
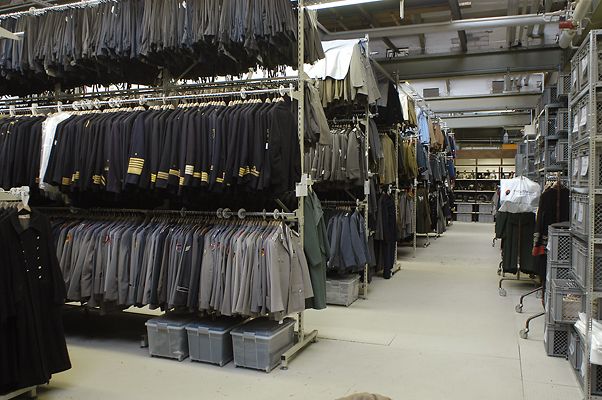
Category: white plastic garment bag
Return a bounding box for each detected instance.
[498,176,541,214]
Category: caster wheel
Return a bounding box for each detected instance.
[515,304,523,313]
[499,288,507,297]
[536,291,542,299]
[519,329,529,339]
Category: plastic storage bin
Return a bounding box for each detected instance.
[326,275,360,306]
[456,203,473,213]
[550,279,583,323]
[572,237,602,291]
[572,143,602,190]
[548,224,571,264]
[546,262,573,285]
[478,203,494,214]
[186,317,244,366]
[544,322,570,357]
[478,214,494,223]
[145,315,192,361]
[456,213,472,223]
[571,193,602,237]
[231,318,295,372]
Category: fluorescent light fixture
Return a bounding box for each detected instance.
[307,0,384,10]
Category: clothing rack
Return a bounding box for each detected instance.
[0,84,296,115]
[0,0,318,371]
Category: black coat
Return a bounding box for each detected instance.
[0,210,71,393]
[532,186,570,279]
[495,211,536,275]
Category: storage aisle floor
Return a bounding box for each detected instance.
[39,222,580,400]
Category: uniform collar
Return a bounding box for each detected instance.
[10,210,45,235]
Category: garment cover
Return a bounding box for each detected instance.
[499,177,541,214]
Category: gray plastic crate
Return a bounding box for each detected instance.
[556,109,569,133]
[557,74,570,98]
[568,328,583,373]
[456,213,472,223]
[550,279,583,323]
[231,318,295,372]
[572,143,602,191]
[326,275,359,307]
[478,214,494,223]
[544,322,570,357]
[571,194,602,238]
[456,203,473,213]
[570,92,602,143]
[546,262,573,285]
[478,203,494,214]
[145,315,192,361]
[572,237,587,287]
[572,238,602,291]
[186,317,244,366]
[548,224,571,264]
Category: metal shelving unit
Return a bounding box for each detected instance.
[534,100,569,187]
[569,29,602,400]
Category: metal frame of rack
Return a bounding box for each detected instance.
[569,29,602,400]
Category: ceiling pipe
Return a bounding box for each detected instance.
[321,13,561,40]
[558,0,593,49]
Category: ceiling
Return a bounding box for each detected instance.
[314,0,568,77]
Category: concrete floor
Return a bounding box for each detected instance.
[35,222,581,400]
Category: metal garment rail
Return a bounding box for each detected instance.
[0,77,300,108]
[37,207,297,221]
[0,85,295,114]
[0,0,115,19]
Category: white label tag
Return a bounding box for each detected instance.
[573,111,580,133]
[573,158,580,177]
[581,156,589,176]
[296,182,308,198]
[578,203,584,223]
[581,57,589,81]
[580,105,588,127]
[364,180,370,195]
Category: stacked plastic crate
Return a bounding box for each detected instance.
[534,74,569,188]
[515,138,537,180]
[544,224,576,358]
[568,30,602,399]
